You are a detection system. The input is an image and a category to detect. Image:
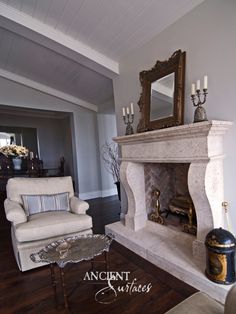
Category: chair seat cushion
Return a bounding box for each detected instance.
[165,292,224,314]
[15,211,92,242]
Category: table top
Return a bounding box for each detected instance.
[30,234,114,268]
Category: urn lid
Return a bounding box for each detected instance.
[205,228,236,248]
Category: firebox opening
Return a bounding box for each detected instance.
[144,163,197,235]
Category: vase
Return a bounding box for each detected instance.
[12,157,22,170]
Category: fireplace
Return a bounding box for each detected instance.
[144,163,196,234]
[106,120,232,302]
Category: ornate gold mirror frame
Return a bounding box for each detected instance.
[137,50,186,132]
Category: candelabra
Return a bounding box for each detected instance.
[191,88,208,123]
[123,113,134,135]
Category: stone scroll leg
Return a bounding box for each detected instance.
[188,159,224,261]
[120,161,147,231]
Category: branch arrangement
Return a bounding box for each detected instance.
[101,141,120,182]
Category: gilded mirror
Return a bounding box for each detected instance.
[137,50,186,132]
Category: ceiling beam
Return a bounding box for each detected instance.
[0,68,98,112]
[0,2,119,78]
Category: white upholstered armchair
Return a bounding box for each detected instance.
[4,176,92,271]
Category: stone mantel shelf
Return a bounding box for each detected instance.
[118,156,224,163]
[113,120,233,145]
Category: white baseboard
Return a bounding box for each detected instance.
[79,191,101,200]
[79,188,117,200]
[101,187,117,198]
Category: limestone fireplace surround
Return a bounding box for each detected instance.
[106,120,232,302]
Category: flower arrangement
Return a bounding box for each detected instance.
[0,145,29,158]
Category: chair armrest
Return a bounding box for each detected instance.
[4,199,27,225]
[70,196,89,215]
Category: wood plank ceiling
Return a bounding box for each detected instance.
[0,27,114,107]
[1,0,204,60]
[0,0,204,109]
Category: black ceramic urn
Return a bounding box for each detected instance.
[205,228,236,285]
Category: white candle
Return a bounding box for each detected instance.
[204,75,208,89]
[126,107,130,115]
[191,83,196,95]
[122,107,125,117]
[196,80,200,90]
[130,102,134,115]
[30,151,34,160]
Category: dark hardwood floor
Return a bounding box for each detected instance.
[0,194,197,314]
[87,195,121,234]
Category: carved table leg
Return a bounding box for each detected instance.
[105,251,109,272]
[60,267,69,309]
[50,264,58,306]
[91,258,94,271]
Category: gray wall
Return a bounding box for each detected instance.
[113,0,236,231]
[62,115,74,177]
[76,107,102,198]
[0,112,72,173]
[97,112,118,196]
[0,76,101,197]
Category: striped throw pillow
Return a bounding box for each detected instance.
[22,192,70,216]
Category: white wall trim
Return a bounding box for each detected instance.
[101,188,117,198]
[79,188,117,200]
[0,3,119,75]
[0,68,98,112]
[79,191,101,200]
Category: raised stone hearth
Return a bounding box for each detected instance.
[106,120,232,303]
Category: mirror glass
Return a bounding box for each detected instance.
[0,126,39,156]
[0,132,22,147]
[150,73,175,121]
[137,50,185,132]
